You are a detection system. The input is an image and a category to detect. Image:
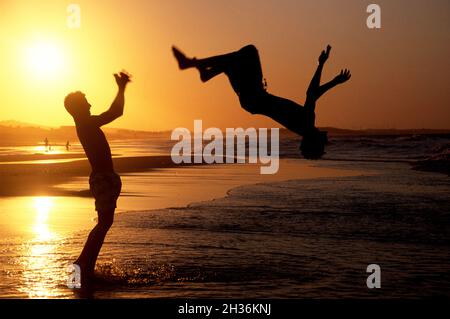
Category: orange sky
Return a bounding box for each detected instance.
[0,0,449,131]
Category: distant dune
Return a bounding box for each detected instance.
[0,120,52,129]
[0,122,168,146]
[321,127,450,136]
[0,120,449,146]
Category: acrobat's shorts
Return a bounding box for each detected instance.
[225,44,265,96]
[89,172,122,212]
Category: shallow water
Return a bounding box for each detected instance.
[88,162,449,298]
[1,160,449,298]
[0,158,361,298]
[0,135,449,298]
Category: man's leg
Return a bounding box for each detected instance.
[75,208,114,277]
[173,46,237,82]
[197,65,225,83]
[223,45,265,95]
[173,45,264,89]
[173,46,236,70]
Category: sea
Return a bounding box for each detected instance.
[0,132,449,298]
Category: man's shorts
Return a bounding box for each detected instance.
[89,172,122,212]
[225,45,265,96]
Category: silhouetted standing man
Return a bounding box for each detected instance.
[64,71,131,285]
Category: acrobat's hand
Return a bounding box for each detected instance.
[318,45,331,65]
[334,69,351,84]
[114,71,132,89]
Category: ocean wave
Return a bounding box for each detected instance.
[278,134,450,167]
[90,168,450,297]
[413,147,450,176]
[94,260,178,286]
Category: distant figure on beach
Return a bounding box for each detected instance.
[44,137,49,152]
[64,71,131,285]
[172,44,351,159]
[66,140,70,151]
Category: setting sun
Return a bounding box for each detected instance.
[25,40,64,80]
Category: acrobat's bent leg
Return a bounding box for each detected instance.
[196,65,225,83]
[195,52,237,71]
[173,46,239,82]
[174,44,266,92]
[223,45,265,95]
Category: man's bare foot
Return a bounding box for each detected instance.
[71,261,95,288]
[172,46,196,70]
[334,69,352,84]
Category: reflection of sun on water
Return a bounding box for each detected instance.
[32,145,65,155]
[33,197,53,241]
[19,197,64,298]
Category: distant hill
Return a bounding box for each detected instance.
[320,127,450,136]
[0,121,448,146]
[0,124,169,146]
[0,120,51,129]
[279,127,450,138]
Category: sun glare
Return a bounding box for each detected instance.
[25,40,64,79]
[34,197,53,217]
[33,197,53,241]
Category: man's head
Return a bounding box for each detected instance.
[300,129,328,160]
[64,91,91,119]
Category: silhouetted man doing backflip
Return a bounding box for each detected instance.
[173,45,350,159]
[64,71,131,284]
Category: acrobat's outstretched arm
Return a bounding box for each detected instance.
[305,46,351,109]
[317,69,351,98]
[306,45,331,96]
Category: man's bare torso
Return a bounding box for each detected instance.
[75,117,114,173]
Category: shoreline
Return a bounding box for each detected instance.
[0,156,367,240]
[0,153,372,197]
[0,155,188,196]
[0,153,86,162]
[117,159,369,213]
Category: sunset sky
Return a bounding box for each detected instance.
[1,0,449,131]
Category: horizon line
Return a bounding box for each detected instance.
[1,120,450,134]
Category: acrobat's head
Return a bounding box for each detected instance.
[300,129,328,160]
[64,91,91,119]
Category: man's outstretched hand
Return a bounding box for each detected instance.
[114,71,132,89]
[334,69,351,84]
[318,45,331,65]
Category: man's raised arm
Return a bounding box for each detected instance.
[93,72,131,126]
